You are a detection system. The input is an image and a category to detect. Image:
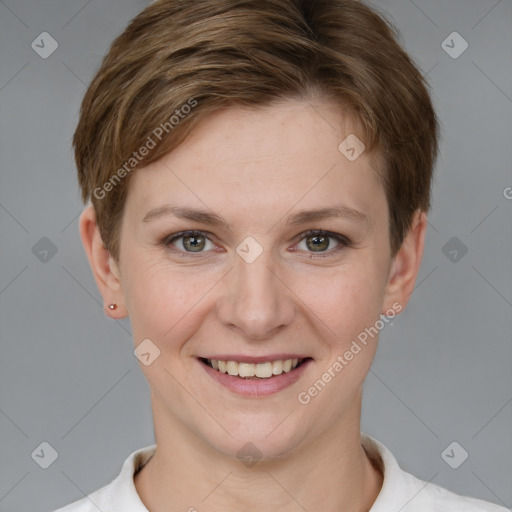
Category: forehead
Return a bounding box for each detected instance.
[167,99,363,164]
[124,98,386,226]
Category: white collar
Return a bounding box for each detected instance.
[103,433,506,511]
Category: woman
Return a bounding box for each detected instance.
[54,0,507,510]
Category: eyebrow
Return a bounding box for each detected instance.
[142,205,368,227]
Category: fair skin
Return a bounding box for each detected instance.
[80,98,426,512]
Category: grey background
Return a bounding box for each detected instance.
[0,0,511,511]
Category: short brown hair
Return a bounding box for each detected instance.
[73,0,439,260]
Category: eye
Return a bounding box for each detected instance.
[163,231,216,255]
[295,230,351,257]
[161,229,351,258]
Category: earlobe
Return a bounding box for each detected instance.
[382,210,427,315]
[79,205,128,319]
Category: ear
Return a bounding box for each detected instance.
[79,205,128,319]
[382,209,427,315]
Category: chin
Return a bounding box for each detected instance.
[196,411,308,462]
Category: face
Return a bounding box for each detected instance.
[99,98,413,458]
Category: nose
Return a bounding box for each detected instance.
[216,244,295,341]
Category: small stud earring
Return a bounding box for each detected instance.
[108,303,117,310]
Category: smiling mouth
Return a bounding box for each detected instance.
[199,357,312,379]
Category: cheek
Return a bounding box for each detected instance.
[299,260,386,340]
[288,266,385,438]
[122,255,210,344]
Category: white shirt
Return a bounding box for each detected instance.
[52,434,508,511]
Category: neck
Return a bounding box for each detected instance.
[135,391,383,512]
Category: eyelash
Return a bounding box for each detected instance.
[161,229,352,259]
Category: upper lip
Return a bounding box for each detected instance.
[199,354,312,364]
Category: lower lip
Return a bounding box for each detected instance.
[198,358,313,397]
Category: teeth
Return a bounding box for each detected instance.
[238,363,255,377]
[226,361,238,376]
[272,360,283,375]
[255,362,272,378]
[206,358,303,378]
